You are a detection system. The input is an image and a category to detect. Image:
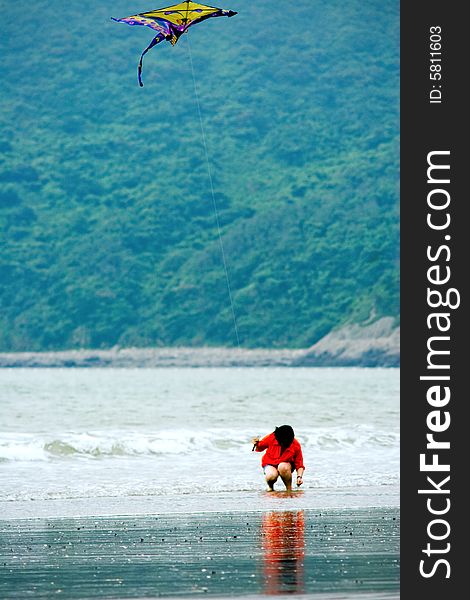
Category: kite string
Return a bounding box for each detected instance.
[186,35,241,349]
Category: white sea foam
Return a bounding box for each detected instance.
[0,425,398,462]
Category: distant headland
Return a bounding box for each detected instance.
[0,318,399,368]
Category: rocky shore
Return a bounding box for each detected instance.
[295,316,400,367]
[0,318,399,368]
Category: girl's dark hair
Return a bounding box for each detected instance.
[274,425,295,448]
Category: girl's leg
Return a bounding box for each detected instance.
[277,462,293,491]
[264,465,279,491]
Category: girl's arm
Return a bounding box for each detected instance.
[253,433,272,452]
[294,444,305,485]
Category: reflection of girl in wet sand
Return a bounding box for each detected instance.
[261,510,305,595]
[252,425,305,492]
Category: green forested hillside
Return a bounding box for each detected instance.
[0,0,399,350]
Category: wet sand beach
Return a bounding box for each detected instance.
[0,507,399,599]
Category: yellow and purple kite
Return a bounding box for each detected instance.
[112,1,237,86]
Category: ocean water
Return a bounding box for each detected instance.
[0,367,399,518]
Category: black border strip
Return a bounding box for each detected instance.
[401,2,464,597]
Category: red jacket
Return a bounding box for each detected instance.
[256,432,305,471]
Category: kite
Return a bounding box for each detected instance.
[112,2,237,86]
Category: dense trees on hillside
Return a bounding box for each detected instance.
[0,1,399,350]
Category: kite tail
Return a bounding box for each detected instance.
[138,33,165,87]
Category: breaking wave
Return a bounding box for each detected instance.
[0,426,399,462]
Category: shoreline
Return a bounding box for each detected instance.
[0,485,399,521]
[0,318,400,368]
[0,346,399,369]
